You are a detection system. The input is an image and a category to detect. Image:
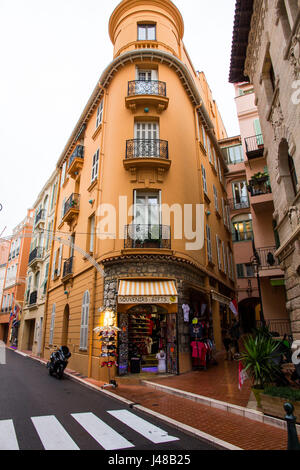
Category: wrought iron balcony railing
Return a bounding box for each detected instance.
[63,256,73,278]
[68,145,84,169]
[128,80,167,97]
[232,231,254,242]
[35,209,46,225]
[256,319,291,337]
[63,193,80,218]
[228,197,250,211]
[124,224,171,249]
[254,246,279,269]
[28,247,44,265]
[29,290,37,306]
[126,139,169,160]
[245,134,264,159]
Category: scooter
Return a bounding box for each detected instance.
[47,346,71,379]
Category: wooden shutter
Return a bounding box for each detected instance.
[49,304,56,345]
[80,291,90,350]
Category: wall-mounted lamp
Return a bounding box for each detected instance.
[89,199,94,205]
[206,210,211,216]
[144,107,149,113]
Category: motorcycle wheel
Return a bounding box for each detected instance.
[48,366,54,376]
[56,365,64,379]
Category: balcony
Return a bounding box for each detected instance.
[248,177,273,213]
[62,194,80,225]
[62,256,73,280]
[28,247,44,268]
[35,209,46,228]
[232,231,253,242]
[124,224,171,249]
[125,80,169,113]
[255,246,280,270]
[29,290,38,307]
[124,139,171,172]
[67,145,84,179]
[228,196,250,211]
[245,134,264,160]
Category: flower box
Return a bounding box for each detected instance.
[260,394,300,423]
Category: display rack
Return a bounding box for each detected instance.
[94,323,120,389]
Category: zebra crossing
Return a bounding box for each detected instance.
[0,409,179,450]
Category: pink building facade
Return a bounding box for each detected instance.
[220,82,289,335]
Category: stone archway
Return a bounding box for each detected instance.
[238,297,260,334]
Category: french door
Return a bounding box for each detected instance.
[132,191,161,247]
[134,122,159,158]
[232,181,249,209]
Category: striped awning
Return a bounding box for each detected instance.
[118,280,178,304]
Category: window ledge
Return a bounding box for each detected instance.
[92,124,102,141]
[88,179,98,192]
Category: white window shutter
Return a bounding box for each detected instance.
[49,304,56,345]
[51,249,57,280]
[80,291,90,350]
[57,245,62,276]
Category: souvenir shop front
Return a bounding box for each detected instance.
[117,279,178,376]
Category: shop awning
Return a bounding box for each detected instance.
[118,280,178,304]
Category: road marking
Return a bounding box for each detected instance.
[0,420,19,450]
[108,409,180,444]
[31,415,79,450]
[71,412,134,450]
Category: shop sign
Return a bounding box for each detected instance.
[211,290,231,306]
[118,295,178,304]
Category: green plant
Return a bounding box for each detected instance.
[240,333,281,389]
[263,386,300,402]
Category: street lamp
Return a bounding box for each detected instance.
[250,253,266,327]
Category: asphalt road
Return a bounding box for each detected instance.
[0,348,218,451]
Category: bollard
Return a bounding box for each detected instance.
[284,403,300,450]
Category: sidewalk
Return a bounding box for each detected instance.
[14,348,299,451]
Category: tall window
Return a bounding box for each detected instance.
[232,216,253,242]
[88,215,95,253]
[213,185,219,212]
[137,24,156,41]
[223,145,244,164]
[232,181,249,209]
[206,225,213,263]
[80,291,90,350]
[288,153,298,196]
[201,165,208,195]
[91,149,100,182]
[96,100,103,128]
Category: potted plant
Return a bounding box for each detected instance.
[240,329,281,408]
[260,386,300,423]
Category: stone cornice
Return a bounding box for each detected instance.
[244,0,266,83]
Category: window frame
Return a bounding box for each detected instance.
[91,149,100,183]
[137,23,156,41]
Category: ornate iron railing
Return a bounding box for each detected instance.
[35,209,46,225]
[63,194,80,218]
[63,256,73,278]
[68,145,84,169]
[256,319,292,337]
[126,139,168,160]
[228,196,250,210]
[124,224,171,249]
[28,247,44,265]
[255,246,279,269]
[245,134,264,158]
[128,80,167,97]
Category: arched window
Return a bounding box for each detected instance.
[80,291,90,350]
[49,304,56,345]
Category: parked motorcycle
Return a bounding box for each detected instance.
[47,346,71,379]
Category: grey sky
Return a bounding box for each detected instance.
[0,0,239,236]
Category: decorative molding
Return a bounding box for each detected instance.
[288,21,300,79]
[244,0,268,82]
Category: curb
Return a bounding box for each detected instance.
[141,380,300,433]
[8,347,241,450]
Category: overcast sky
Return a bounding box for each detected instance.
[0,0,239,236]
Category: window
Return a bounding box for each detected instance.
[201,165,208,195]
[232,181,249,209]
[206,225,213,263]
[288,154,298,196]
[43,263,49,294]
[223,145,244,164]
[245,263,255,277]
[137,24,156,41]
[51,249,57,280]
[201,126,207,151]
[232,217,253,242]
[222,241,227,274]
[91,149,100,182]
[61,161,67,187]
[96,100,103,128]
[134,191,161,226]
[207,139,212,163]
[80,291,90,350]
[88,215,95,253]
[49,304,56,345]
[237,264,245,278]
[216,235,222,270]
[218,158,223,185]
[213,185,219,212]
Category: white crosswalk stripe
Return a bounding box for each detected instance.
[0,419,19,450]
[71,412,134,450]
[0,410,180,450]
[31,415,80,450]
[108,409,180,444]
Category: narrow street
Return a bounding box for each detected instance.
[0,348,216,451]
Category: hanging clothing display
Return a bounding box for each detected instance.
[182,304,190,322]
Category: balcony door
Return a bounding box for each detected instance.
[232,181,248,209]
[134,122,159,158]
[132,191,161,246]
[135,68,158,94]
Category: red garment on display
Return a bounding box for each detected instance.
[190,341,208,367]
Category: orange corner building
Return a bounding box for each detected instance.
[42,0,235,381]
